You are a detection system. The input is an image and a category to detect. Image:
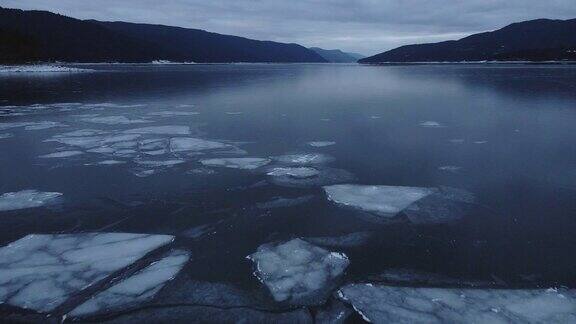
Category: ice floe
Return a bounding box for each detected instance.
[338,283,576,323]
[274,153,333,165]
[267,167,320,178]
[80,116,149,125]
[147,111,199,117]
[0,190,62,211]
[247,238,349,305]
[308,141,336,147]
[438,165,462,173]
[324,185,476,224]
[0,133,12,139]
[0,65,92,73]
[324,185,435,218]
[0,233,174,312]
[200,157,271,170]
[124,126,191,135]
[0,121,66,131]
[39,150,84,158]
[269,167,355,188]
[420,121,444,128]
[69,249,190,317]
[169,137,229,152]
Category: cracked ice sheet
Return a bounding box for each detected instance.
[0,233,174,313]
[169,137,229,152]
[324,185,435,218]
[200,157,271,170]
[338,284,576,324]
[0,121,66,131]
[69,249,190,317]
[274,153,334,165]
[80,116,149,125]
[39,150,84,158]
[0,190,62,211]
[248,238,349,306]
[123,126,191,135]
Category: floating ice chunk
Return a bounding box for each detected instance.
[0,190,62,211]
[80,116,149,125]
[0,233,174,312]
[267,167,320,178]
[270,168,354,188]
[248,238,349,305]
[449,139,465,144]
[39,150,84,158]
[57,129,108,137]
[182,224,217,240]
[110,141,138,149]
[439,165,462,173]
[0,65,91,73]
[308,141,336,147]
[169,137,229,152]
[148,111,199,117]
[0,133,13,139]
[143,149,167,156]
[0,121,66,131]
[256,196,314,209]
[124,126,191,135]
[139,138,168,151]
[338,284,576,324]
[113,149,138,157]
[89,160,126,166]
[475,141,488,144]
[69,249,190,317]
[87,147,116,154]
[23,121,67,131]
[324,184,435,219]
[315,300,354,324]
[274,153,333,165]
[131,169,157,178]
[135,159,186,168]
[225,112,243,115]
[420,121,444,128]
[200,158,271,170]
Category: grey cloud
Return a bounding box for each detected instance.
[3,0,576,55]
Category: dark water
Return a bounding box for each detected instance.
[1,63,576,306]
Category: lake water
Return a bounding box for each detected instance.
[1,63,576,322]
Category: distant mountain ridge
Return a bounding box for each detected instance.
[0,7,327,64]
[309,47,365,63]
[361,18,576,63]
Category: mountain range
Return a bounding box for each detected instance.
[360,18,576,63]
[309,47,365,63]
[0,7,327,64]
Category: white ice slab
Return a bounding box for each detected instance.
[267,167,320,178]
[248,238,349,305]
[275,153,333,165]
[338,284,576,323]
[135,159,186,168]
[169,137,229,152]
[0,233,174,312]
[69,249,190,317]
[0,65,91,73]
[39,151,84,159]
[124,126,191,135]
[420,121,443,128]
[80,116,149,125]
[0,190,62,211]
[308,142,336,147]
[147,111,199,117]
[200,158,271,170]
[323,184,435,218]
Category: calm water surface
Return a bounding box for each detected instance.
[1,63,576,315]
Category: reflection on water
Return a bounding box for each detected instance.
[1,64,576,321]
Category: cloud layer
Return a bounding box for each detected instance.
[4,0,576,55]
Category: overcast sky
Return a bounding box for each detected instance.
[3,0,576,55]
